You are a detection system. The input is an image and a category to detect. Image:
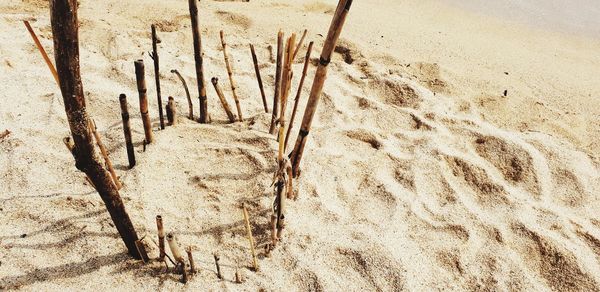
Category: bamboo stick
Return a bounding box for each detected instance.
[167,232,188,283]
[250,44,268,113]
[90,119,121,189]
[150,24,165,130]
[211,77,236,123]
[186,247,196,274]
[285,41,313,151]
[292,29,308,60]
[23,20,60,86]
[188,0,208,123]
[268,31,284,134]
[170,69,193,120]
[220,31,243,121]
[166,96,176,126]
[290,0,353,177]
[156,215,166,262]
[242,204,259,271]
[214,253,222,279]
[51,0,142,259]
[118,94,136,169]
[134,60,153,144]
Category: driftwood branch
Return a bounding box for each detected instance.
[50,0,142,259]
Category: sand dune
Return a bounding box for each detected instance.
[1,0,599,291]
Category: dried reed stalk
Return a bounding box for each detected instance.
[156,215,166,262]
[268,31,284,134]
[186,247,196,274]
[220,31,243,121]
[290,0,353,176]
[284,41,313,151]
[51,0,142,259]
[23,20,60,86]
[214,253,222,279]
[171,69,193,120]
[167,232,188,283]
[150,24,165,130]
[134,60,153,144]
[242,203,259,271]
[250,44,268,113]
[292,29,308,60]
[118,94,136,169]
[166,96,176,126]
[188,0,208,123]
[90,119,121,189]
[211,77,236,123]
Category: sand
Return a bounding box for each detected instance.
[1,0,600,291]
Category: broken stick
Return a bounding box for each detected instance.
[134,60,153,144]
[268,31,284,134]
[250,44,269,113]
[285,41,314,151]
[220,31,243,121]
[292,29,308,60]
[211,77,236,123]
[23,20,59,86]
[242,203,259,271]
[150,24,165,130]
[118,94,136,169]
[188,0,208,123]
[90,120,121,189]
[166,96,176,126]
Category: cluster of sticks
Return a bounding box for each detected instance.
[33,0,353,277]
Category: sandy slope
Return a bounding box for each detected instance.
[1,0,599,291]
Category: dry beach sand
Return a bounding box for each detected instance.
[1,0,600,291]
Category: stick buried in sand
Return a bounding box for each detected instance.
[242,203,259,271]
[50,0,142,259]
[119,94,136,169]
[214,253,222,280]
[269,31,284,134]
[211,77,237,123]
[250,44,269,113]
[167,232,188,283]
[150,24,165,130]
[134,60,153,144]
[166,96,176,126]
[186,247,196,275]
[290,0,353,177]
[23,20,60,86]
[90,119,122,190]
[188,0,208,123]
[156,215,166,263]
[292,29,308,60]
[220,31,243,121]
[285,41,314,152]
[171,69,194,120]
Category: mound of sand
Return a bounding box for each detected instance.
[1,0,599,291]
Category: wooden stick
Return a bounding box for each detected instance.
[290,0,353,177]
[292,29,307,60]
[135,239,150,263]
[171,69,193,120]
[250,44,269,113]
[90,119,122,189]
[156,215,166,262]
[118,94,136,169]
[188,0,208,123]
[285,41,313,151]
[214,253,222,279]
[51,0,142,259]
[242,204,259,271]
[150,24,165,130]
[268,31,284,134]
[167,232,188,283]
[134,60,153,144]
[23,20,60,86]
[220,31,243,122]
[166,96,176,126]
[211,77,237,123]
[186,247,196,274]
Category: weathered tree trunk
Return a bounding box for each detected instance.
[290,0,353,177]
[119,94,136,169]
[171,69,194,120]
[250,44,269,113]
[151,24,165,130]
[268,31,283,134]
[134,60,153,144]
[285,41,313,151]
[220,31,243,121]
[50,0,141,259]
[188,0,208,123]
